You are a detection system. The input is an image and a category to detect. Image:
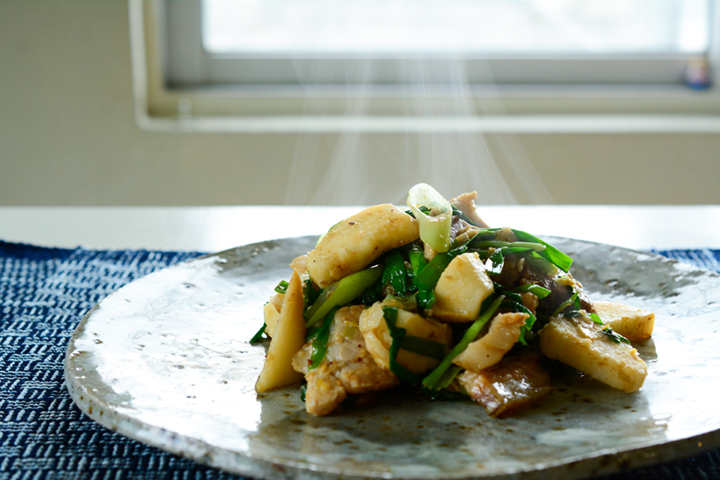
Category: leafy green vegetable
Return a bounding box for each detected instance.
[422,295,504,391]
[308,307,338,370]
[304,265,383,327]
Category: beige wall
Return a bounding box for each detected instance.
[1,0,718,206]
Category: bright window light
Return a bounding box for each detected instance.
[202,0,711,55]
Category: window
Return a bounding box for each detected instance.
[130,0,720,131]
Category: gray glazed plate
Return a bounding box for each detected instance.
[65,236,720,480]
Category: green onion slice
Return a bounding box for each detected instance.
[407,183,454,253]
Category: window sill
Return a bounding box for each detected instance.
[131,0,720,134]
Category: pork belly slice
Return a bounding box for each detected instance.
[539,313,647,393]
[293,305,398,416]
[457,356,553,418]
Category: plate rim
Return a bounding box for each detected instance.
[64,235,720,480]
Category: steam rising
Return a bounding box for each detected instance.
[283,57,553,206]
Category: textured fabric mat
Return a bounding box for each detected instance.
[1,241,719,480]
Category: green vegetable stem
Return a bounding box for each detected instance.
[304,265,383,328]
[422,295,505,391]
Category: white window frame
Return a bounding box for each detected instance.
[130,0,720,133]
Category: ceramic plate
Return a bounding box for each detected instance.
[65,236,720,480]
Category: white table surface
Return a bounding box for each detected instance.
[1,205,719,252]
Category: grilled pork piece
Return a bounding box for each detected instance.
[457,356,553,418]
[292,305,398,416]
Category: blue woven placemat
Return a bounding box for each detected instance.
[1,240,719,480]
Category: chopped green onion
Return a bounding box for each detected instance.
[422,296,505,391]
[408,241,428,275]
[304,265,383,327]
[433,364,465,391]
[502,300,537,346]
[382,251,408,297]
[360,281,382,306]
[485,246,532,275]
[451,205,477,227]
[407,183,454,253]
[302,279,321,310]
[526,251,559,277]
[382,307,423,384]
[398,334,447,360]
[413,245,468,291]
[415,288,436,310]
[412,245,466,310]
[601,325,631,345]
[492,282,522,303]
[552,289,580,317]
[486,248,506,275]
[470,240,546,252]
[249,323,268,343]
[308,307,337,370]
[274,280,289,294]
[511,230,573,272]
[511,284,552,299]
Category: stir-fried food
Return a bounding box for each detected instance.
[252,184,655,417]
